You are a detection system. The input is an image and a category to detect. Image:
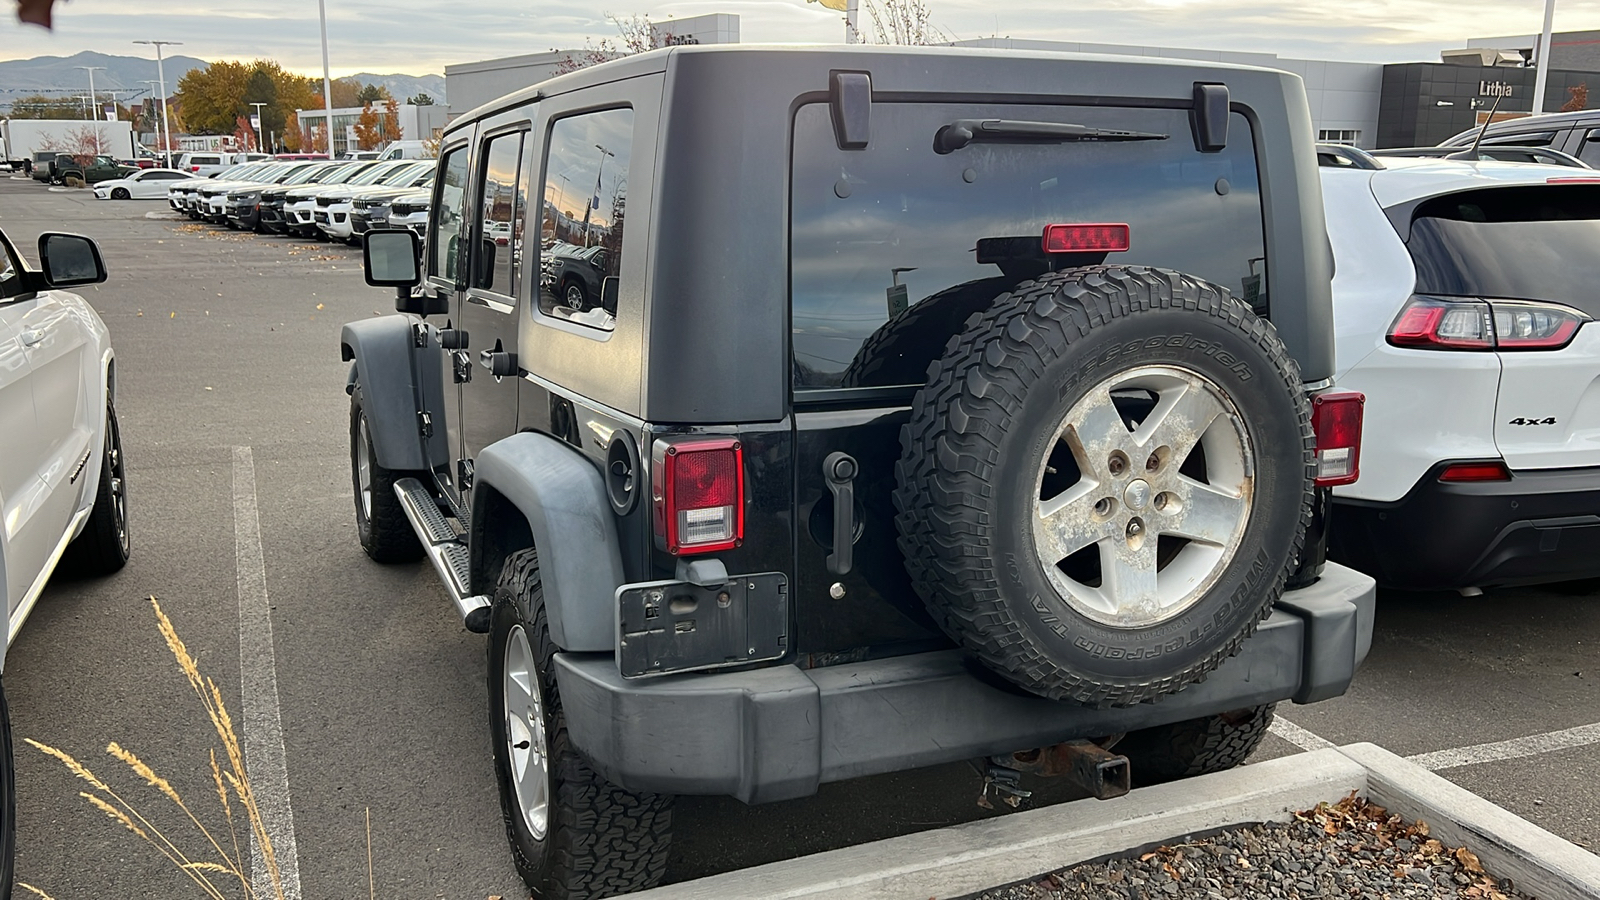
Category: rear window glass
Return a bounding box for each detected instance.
[789,103,1266,391]
[1407,185,1600,314]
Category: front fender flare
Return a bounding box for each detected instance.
[472,433,622,652]
[339,316,446,472]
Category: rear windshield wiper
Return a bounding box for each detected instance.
[934,119,1169,154]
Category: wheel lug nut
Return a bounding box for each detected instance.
[1126,518,1144,538]
[1108,452,1128,475]
[1146,454,1160,473]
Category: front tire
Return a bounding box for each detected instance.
[490,549,673,899]
[563,280,586,311]
[62,403,130,576]
[349,385,424,563]
[1117,704,1276,785]
[110,187,130,200]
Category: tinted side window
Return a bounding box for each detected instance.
[429,145,471,284]
[472,132,526,297]
[1578,132,1600,167]
[789,103,1266,391]
[538,108,632,332]
[0,236,23,299]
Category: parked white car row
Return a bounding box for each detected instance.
[161,158,435,245]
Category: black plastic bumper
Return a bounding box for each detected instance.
[226,203,260,229]
[1330,463,1600,591]
[555,562,1374,804]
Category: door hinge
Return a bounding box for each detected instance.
[412,323,429,348]
[458,458,474,490]
[452,350,472,384]
[418,411,433,438]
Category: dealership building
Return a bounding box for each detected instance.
[443,19,1600,151]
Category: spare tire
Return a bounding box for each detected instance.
[894,266,1313,707]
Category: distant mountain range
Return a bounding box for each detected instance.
[0,51,445,104]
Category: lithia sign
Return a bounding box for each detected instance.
[1479,80,1515,98]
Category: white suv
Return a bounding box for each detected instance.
[1321,155,1600,592]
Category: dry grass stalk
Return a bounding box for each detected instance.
[18,884,58,899]
[23,597,290,900]
[366,807,375,900]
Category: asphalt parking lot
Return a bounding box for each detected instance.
[1,176,1597,898]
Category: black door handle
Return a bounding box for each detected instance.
[824,452,858,575]
[479,349,518,378]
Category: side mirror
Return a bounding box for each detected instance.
[363,229,420,288]
[601,276,620,315]
[38,233,107,288]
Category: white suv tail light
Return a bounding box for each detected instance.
[652,438,744,555]
[1311,391,1364,487]
[1388,296,1588,351]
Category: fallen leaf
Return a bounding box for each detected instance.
[316,303,324,310]
[1456,847,1484,874]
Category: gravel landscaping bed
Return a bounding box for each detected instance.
[978,794,1533,900]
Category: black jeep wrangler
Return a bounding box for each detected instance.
[342,45,1377,898]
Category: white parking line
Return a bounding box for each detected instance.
[233,446,303,899]
[1269,717,1337,751]
[1271,714,1600,774]
[1407,721,1600,772]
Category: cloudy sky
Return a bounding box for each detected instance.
[1,0,1595,75]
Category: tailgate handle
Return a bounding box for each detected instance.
[824,452,858,576]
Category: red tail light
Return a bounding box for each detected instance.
[1043,223,1130,253]
[1388,296,1588,351]
[1439,461,1511,483]
[653,438,744,555]
[1310,391,1364,487]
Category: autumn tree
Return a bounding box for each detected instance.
[555,14,682,74]
[863,0,948,45]
[381,98,401,142]
[309,121,329,154]
[1562,83,1589,113]
[353,104,381,150]
[177,60,252,134]
[8,94,82,119]
[282,113,304,152]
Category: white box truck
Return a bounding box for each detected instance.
[1,119,136,172]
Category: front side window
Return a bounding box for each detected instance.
[472,132,527,297]
[790,102,1267,391]
[538,108,633,331]
[429,145,471,284]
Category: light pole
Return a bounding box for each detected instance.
[582,144,614,246]
[1533,0,1557,115]
[318,0,335,157]
[74,65,106,153]
[134,40,182,167]
[249,102,269,152]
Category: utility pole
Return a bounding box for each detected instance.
[318,0,336,156]
[134,40,182,167]
[75,65,106,152]
[1533,0,1558,115]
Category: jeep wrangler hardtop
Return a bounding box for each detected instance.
[342,44,1377,898]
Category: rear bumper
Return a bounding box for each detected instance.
[555,561,1375,804]
[1331,463,1600,591]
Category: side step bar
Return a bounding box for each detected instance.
[393,477,492,633]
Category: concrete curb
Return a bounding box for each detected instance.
[628,743,1600,900]
[626,750,1367,900]
[1339,742,1600,900]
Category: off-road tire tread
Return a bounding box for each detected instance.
[495,549,673,899]
[350,385,425,564]
[894,265,1314,707]
[840,276,1017,388]
[1118,703,1277,785]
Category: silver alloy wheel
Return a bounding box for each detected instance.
[1032,365,1254,629]
[357,417,373,520]
[565,283,584,310]
[503,624,550,839]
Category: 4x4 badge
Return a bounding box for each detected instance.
[1507,417,1557,426]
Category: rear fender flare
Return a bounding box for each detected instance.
[339,316,447,472]
[471,432,622,653]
